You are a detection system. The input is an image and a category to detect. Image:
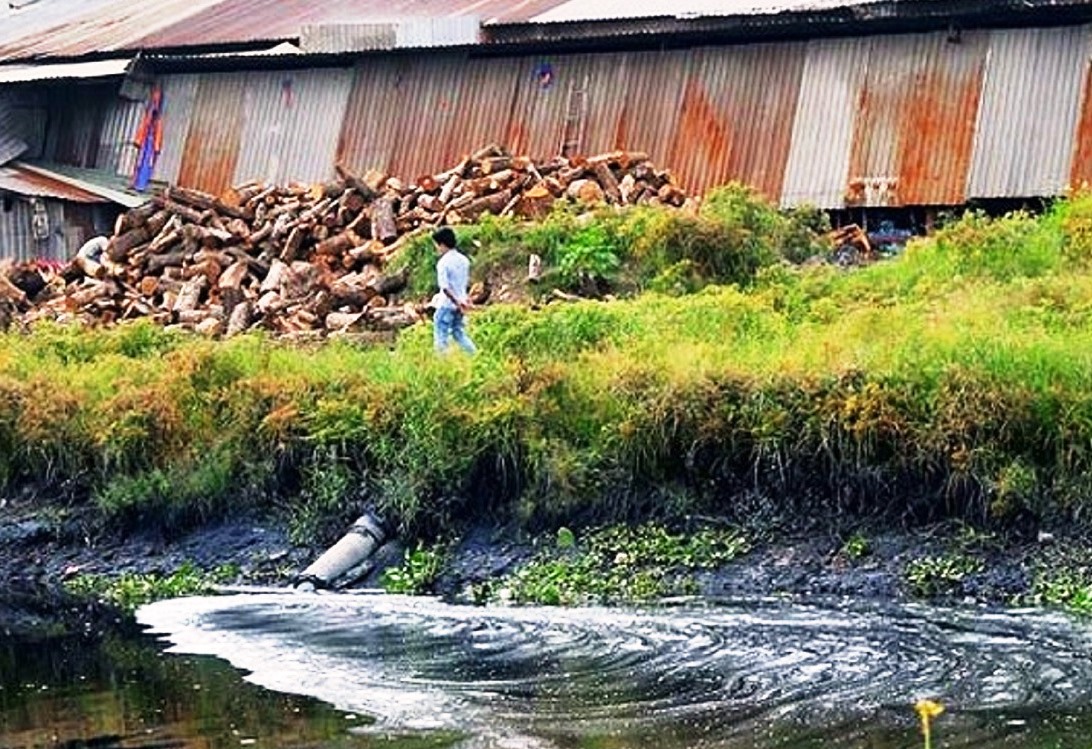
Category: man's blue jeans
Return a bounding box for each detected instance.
[433,307,477,355]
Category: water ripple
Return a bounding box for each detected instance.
[137,594,1092,747]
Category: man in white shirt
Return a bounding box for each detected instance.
[432,226,477,355]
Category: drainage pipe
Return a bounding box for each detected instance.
[294,511,387,591]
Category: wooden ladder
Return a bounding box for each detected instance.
[558,75,589,157]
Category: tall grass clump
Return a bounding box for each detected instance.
[5,193,1092,542]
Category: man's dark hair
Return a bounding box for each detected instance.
[432,226,457,249]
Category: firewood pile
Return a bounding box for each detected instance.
[0,145,688,338]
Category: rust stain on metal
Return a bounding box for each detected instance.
[0,165,106,202]
[139,0,569,50]
[670,77,730,193]
[1069,56,1092,189]
[848,32,987,207]
[178,75,245,195]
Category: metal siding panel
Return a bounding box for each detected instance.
[0,198,32,261]
[233,68,354,186]
[677,42,804,198]
[969,26,1090,199]
[0,90,28,165]
[154,75,201,186]
[389,57,464,176]
[0,196,67,262]
[847,31,987,207]
[612,50,687,175]
[441,57,524,173]
[45,85,110,168]
[897,31,987,205]
[337,58,406,175]
[178,73,247,195]
[509,53,603,160]
[574,52,632,156]
[782,37,869,208]
[96,96,146,178]
[1068,27,1092,189]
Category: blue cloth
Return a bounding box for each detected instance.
[435,249,470,310]
[433,307,476,355]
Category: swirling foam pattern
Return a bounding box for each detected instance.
[137,593,1092,748]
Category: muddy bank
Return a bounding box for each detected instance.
[0,491,1071,637]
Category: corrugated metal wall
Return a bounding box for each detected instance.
[967,26,1091,199]
[782,38,869,208]
[676,43,805,200]
[0,196,69,262]
[847,31,987,206]
[234,68,354,186]
[25,22,1092,208]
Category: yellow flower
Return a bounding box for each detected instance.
[915,699,945,720]
[914,699,945,749]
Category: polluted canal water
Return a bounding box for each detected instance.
[6,592,1092,748]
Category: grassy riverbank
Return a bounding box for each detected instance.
[4,191,1092,561]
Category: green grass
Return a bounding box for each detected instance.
[6,191,1092,546]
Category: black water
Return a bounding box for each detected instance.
[5,593,1092,749]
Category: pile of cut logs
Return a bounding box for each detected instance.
[0,145,688,338]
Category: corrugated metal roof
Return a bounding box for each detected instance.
[136,0,565,51]
[0,0,226,61]
[0,162,106,202]
[528,0,876,23]
[299,18,481,53]
[12,161,150,207]
[967,25,1091,199]
[0,57,131,83]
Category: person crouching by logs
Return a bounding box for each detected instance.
[431,226,477,355]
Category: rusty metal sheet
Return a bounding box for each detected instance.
[781,37,869,208]
[847,30,987,207]
[139,0,569,50]
[336,58,408,175]
[232,68,354,186]
[439,57,525,171]
[0,0,225,62]
[153,75,201,187]
[529,0,877,23]
[337,54,526,179]
[507,52,640,161]
[1069,33,1092,190]
[608,50,688,169]
[671,42,805,199]
[968,26,1091,199]
[178,73,247,195]
[0,164,105,202]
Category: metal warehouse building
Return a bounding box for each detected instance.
[1,0,1092,260]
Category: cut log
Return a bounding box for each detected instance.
[260,259,290,295]
[592,162,622,204]
[225,300,253,337]
[324,311,365,331]
[516,183,555,219]
[146,250,188,275]
[314,230,362,257]
[566,179,606,205]
[173,275,209,314]
[106,227,152,263]
[371,197,398,244]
